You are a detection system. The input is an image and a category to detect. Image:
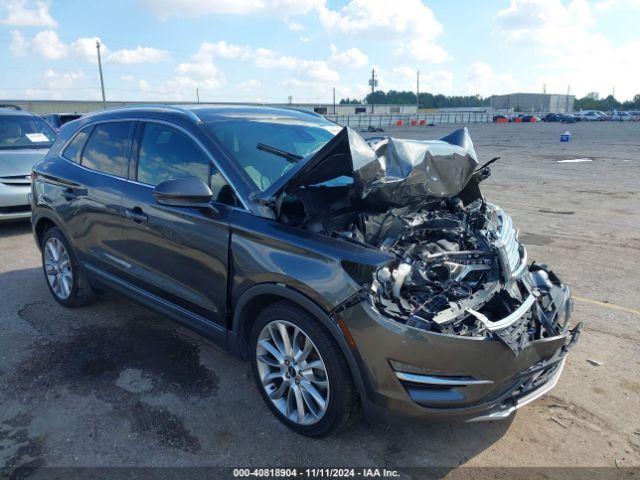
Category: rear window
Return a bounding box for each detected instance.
[81,122,133,177]
[62,127,92,163]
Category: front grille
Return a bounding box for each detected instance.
[0,175,31,186]
[491,206,527,279]
[0,204,30,214]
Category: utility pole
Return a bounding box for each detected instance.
[96,40,106,108]
[416,70,420,114]
[543,83,547,94]
[332,87,336,114]
[196,88,200,103]
[368,69,377,114]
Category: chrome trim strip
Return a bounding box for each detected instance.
[395,372,494,386]
[466,357,566,422]
[485,294,536,331]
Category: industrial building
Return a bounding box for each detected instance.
[490,93,575,113]
[0,99,416,116]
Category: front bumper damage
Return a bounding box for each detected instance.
[336,264,581,423]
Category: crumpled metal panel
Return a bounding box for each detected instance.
[358,127,479,206]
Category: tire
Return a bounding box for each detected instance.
[41,226,94,307]
[250,301,359,437]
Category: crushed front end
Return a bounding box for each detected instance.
[260,126,581,421]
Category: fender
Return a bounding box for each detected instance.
[230,283,372,398]
[31,206,68,250]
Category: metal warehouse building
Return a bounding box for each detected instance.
[490,93,575,113]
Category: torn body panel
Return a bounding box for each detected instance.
[266,127,574,356]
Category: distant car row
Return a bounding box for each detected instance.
[0,104,83,221]
[493,110,640,123]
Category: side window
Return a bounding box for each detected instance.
[81,122,133,177]
[62,127,92,163]
[137,123,236,205]
[137,123,210,186]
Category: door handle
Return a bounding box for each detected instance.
[124,207,148,223]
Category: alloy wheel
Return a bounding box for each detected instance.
[44,237,73,300]
[256,320,330,425]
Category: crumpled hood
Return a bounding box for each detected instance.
[258,126,478,209]
[364,128,478,206]
[0,148,49,177]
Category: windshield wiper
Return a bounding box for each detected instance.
[257,143,303,163]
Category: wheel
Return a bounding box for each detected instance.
[41,227,94,307]
[250,301,358,437]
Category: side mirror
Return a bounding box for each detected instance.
[153,176,214,209]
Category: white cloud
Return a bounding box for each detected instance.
[25,69,87,100]
[0,0,57,27]
[494,0,640,99]
[287,21,304,31]
[9,30,29,56]
[172,43,226,90]
[298,36,313,43]
[465,61,517,96]
[107,46,170,64]
[121,75,135,81]
[199,40,253,60]
[388,66,454,94]
[317,0,448,63]
[238,79,262,92]
[329,44,368,69]
[137,0,322,19]
[70,36,104,62]
[32,30,67,59]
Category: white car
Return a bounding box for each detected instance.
[612,111,633,121]
[580,111,606,121]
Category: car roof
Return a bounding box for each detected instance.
[0,106,39,117]
[80,104,329,124]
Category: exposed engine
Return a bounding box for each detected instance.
[322,196,571,354]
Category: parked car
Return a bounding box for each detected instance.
[580,110,606,121]
[542,113,561,122]
[493,114,509,123]
[30,106,580,436]
[559,114,577,123]
[0,104,56,221]
[42,112,83,132]
[611,111,633,121]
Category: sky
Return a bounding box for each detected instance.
[1,0,639,103]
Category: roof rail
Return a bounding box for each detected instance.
[0,104,22,111]
[126,103,202,122]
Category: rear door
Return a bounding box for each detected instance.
[120,121,236,328]
[56,121,135,275]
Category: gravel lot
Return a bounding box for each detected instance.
[1,121,639,475]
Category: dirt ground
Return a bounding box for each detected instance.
[1,120,639,475]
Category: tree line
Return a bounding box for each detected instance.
[340,90,489,108]
[340,90,640,111]
[574,92,640,111]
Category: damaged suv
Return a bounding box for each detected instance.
[31,106,580,436]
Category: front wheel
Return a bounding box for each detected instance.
[250,302,358,437]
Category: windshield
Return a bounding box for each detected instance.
[0,115,56,149]
[206,119,341,191]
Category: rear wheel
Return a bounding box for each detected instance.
[41,227,94,307]
[250,301,358,437]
